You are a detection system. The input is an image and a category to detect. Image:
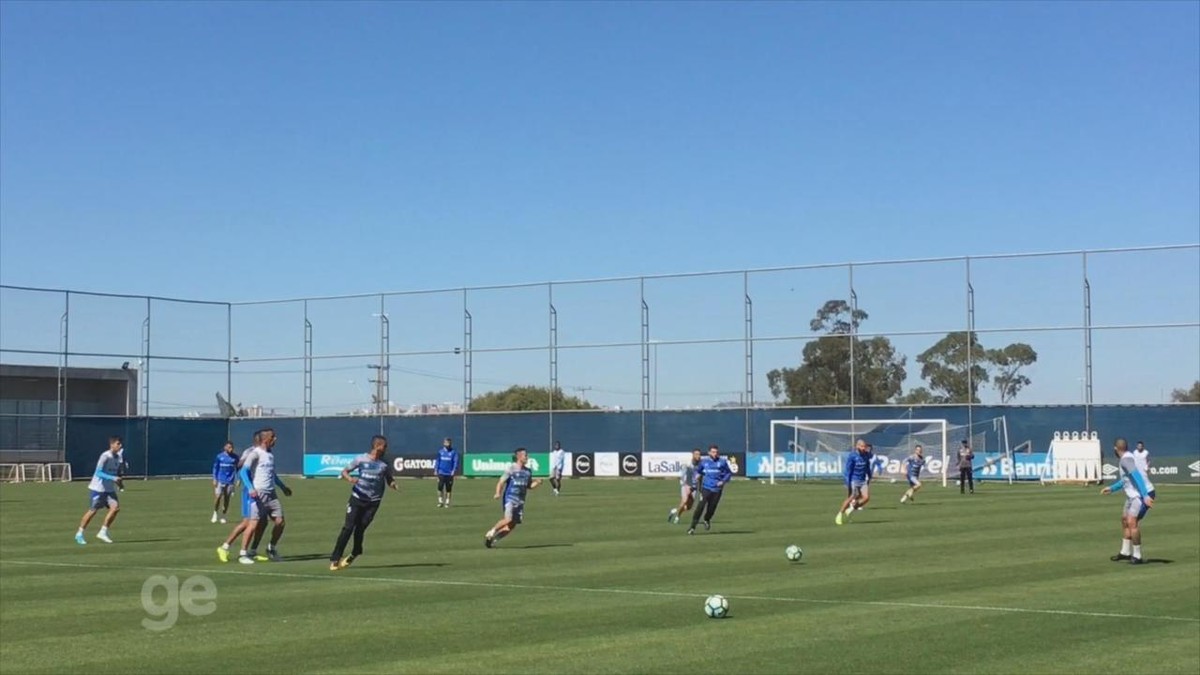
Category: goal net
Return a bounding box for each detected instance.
[45,463,73,482]
[767,416,1012,487]
[0,464,19,483]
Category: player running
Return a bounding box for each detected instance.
[75,436,124,545]
[668,448,702,524]
[688,445,733,535]
[211,441,239,523]
[1101,437,1156,565]
[329,435,397,571]
[836,439,873,525]
[549,441,566,496]
[900,445,926,504]
[484,448,542,548]
[435,437,459,508]
[237,428,292,564]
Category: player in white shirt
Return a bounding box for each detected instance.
[236,428,292,564]
[75,436,125,545]
[1132,441,1150,476]
[1100,438,1156,565]
[549,441,566,496]
[668,449,702,524]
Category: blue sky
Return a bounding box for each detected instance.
[1,1,1197,413]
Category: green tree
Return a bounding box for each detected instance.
[905,333,1038,404]
[469,385,597,412]
[989,343,1038,404]
[914,332,991,404]
[766,300,906,405]
[1170,381,1200,403]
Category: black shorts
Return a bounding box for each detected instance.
[437,475,454,492]
[345,497,381,530]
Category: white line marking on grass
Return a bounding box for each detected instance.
[3,559,1197,624]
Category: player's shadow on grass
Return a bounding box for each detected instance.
[843,520,890,525]
[703,530,755,536]
[283,553,333,562]
[120,538,179,543]
[509,543,573,549]
[358,562,449,569]
[1143,558,1174,564]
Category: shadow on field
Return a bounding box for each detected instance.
[509,543,573,549]
[842,520,890,525]
[701,530,755,536]
[358,562,449,569]
[282,553,332,562]
[1143,559,1174,564]
[120,538,179,543]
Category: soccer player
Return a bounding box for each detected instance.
[668,448,702,524]
[688,445,733,535]
[75,436,125,544]
[435,437,459,508]
[484,448,542,548]
[237,428,292,564]
[957,439,975,494]
[1101,437,1156,564]
[900,444,926,503]
[217,432,260,562]
[1132,441,1150,476]
[549,441,566,496]
[329,435,397,571]
[835,439,873,525]
[211,441,239,523]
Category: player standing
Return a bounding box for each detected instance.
[1132,441,1150,476]
[835,439,872,525]
[1101,437,1156,564]
[668,448,702,524]
[211,441,239,523]
[688,445,733,535]
[237,428,292,564]
[957,440,975,494]
[484,448,542,548]
[549,441,566,496]
[75,436,124,544]
[900,444,926,503]
[435,437,459,508]
[217,432,260,562]
[329,435,397,571]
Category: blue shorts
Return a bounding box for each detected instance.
[503,500,525,524]
[88,490,118,510]
[907,475,921,487]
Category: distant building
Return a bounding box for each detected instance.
[0,363,138,461]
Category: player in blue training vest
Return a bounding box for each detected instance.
[1100,437,1156,565]
[900,444,927,504]
[485,448,542,548]
[211,441,240,524]
[329,435,397,571]
[688,445,733,534]
[435,437,459,508]
[836,439,874,525]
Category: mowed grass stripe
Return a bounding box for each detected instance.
[1,478,1197,674]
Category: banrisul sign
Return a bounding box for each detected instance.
[463,453,549,477]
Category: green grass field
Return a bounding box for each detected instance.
[1,477,1197,674]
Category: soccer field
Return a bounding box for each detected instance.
[1,478,1197,674]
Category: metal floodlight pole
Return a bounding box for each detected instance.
[848,264,856,417]
[226,303,233,409]
[463,290,472,454]
[549,282,557,452]
[744,270,754,454]
[1083,253,1093,432]
[640,278,649,453]
[143,296,151,478]
[966,257,975,432]
[58,291,69,457]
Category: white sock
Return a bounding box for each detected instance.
[98,526,108,534]
[240,549,248,557]
[1120,539,1132,555]
[1132,545,1142,559]
[221,543,230,550]
[486,528,496,538]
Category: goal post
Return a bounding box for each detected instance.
[768,419,950,486]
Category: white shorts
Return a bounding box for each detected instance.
[214,483,235,497]
[248,493,284,520]
[680,484,693,500]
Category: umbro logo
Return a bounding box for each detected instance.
[1189,460,1200,478]
[1101,464,1118,478]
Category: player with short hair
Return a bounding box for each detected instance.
[688,445,733,535]
[1132,441,1150,476]
[668,448,702,524]
[900,445,926,504]
[957,439,975,494]
[75,436,124,544]
[485,448,542,548]
[549,441,566,496]
[836,439,873,525]
[211,441,239,523]
[237,428,292,564]
[435,437,459,508]
[217,432,261,562]
[1101,437,1156,565]
[330,435,397,571]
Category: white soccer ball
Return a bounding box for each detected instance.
[785,544,803,562]
[704,594,729,619]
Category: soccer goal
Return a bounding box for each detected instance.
[18,463,46,483]
[0,464,20,483]
[45,463,73,482]
[766,416,1014,487]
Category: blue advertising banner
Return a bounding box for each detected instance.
[303,453,358,477]
[746,451,1052,481]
